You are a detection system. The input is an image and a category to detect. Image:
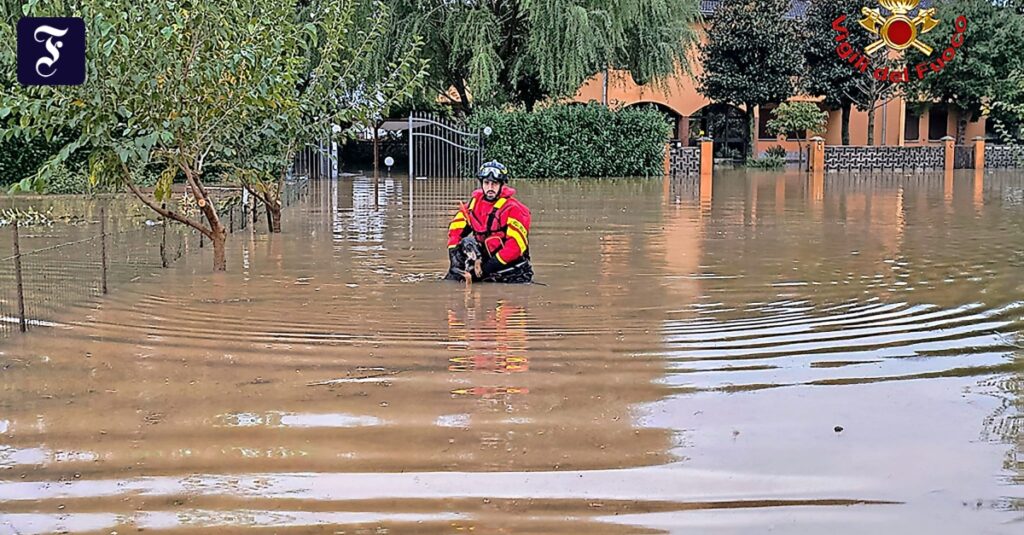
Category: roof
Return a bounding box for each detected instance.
[699,1,935,20]
[699,0,809,19]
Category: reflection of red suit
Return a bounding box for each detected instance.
[447,302,529,376]
[447,187,531,266]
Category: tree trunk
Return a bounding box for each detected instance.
[264,195,282,233]
[841,102,852,145]
[373,123,380,178]
[867,106,876,146]
[746,104,756,159]
[956,108,971,144]
[453,78,472,116]
[270,206,282,233]
[211,225,227,272]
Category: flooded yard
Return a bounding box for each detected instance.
[1,170,1022,533]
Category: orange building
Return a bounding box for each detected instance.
[570,0,988,159]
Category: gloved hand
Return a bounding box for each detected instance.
[480,257,504,278]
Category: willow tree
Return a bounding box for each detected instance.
[384,0,701,113]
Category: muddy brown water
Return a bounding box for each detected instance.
[1,170,1022,533]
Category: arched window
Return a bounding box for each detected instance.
[689,103,748,159]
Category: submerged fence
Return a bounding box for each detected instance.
[0,177,311,339]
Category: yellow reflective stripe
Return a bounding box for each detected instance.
[452,212,466,221]
[506,227,527,252]
[494,198,508,209]
[448,244,458,249]
[469,198,477,210]
[506,217,528,245]
[495,252,507,265]
[449,220,467,230]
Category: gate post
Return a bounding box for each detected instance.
[973,136,985,170]
[809,136,825,172]
[699,137,714,177]
[942,135,955,173]
[408,114,414,179]
[11,220,27,333]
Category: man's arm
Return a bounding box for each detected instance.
[482,203,530,274]
[447,205,471,248]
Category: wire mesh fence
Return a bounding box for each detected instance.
[0,177,310,339]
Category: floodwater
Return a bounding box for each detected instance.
[1,170,1022,534]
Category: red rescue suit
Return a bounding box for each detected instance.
[447,186,531,266]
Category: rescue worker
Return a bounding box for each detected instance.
[446,160,533,283]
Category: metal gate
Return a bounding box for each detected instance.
[953,145,975,169]
[407,111,486,179]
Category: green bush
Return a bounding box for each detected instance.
[745,155,785,169]
[0,125,87,187]
[45,163,91,194]
[467,103,671,178]
[765,145,787,159]
[1,136,64,187]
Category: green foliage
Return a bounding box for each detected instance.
[745,155,785,169]
[387,0,701,112]
[698,0,804,156]
[766,102,828,139]
[228,0,427,229]
[988,53,1024,144]
[698,0,803,107]
[2,0,303,205]
[0,0,428,266]
[0,131,67,187]
[765,145,788,158]
[801,0,871,108]
[468,103,671,178]
[801,0,874,144]
[45,163,90,195]
[906,0,1024,142]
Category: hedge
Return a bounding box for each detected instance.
[468,103,671,178]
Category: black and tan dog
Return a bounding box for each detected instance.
[446,236,535,284]
[445,236,484,283]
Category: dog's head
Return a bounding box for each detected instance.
[460,236,481,263]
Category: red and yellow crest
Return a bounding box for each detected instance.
[859,0,940,55]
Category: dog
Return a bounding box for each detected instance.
[446,236,535,284]
[446,236,483,283]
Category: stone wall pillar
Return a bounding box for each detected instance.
[699,137,714,177]
[809,136,825,172]
[942,135,955,173]
[973,136,985,170]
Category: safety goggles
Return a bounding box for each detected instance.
[478,166,503,180]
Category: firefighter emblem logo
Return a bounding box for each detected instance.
[859,0,939,55]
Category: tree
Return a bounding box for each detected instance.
[384,0,701,114]
[766,101,827,169]
[802,0,873,145]
[846,58,901,146]
[905,0,1024,143]
[988,69,1024,144]
[1,0,423,268]
[698,0,804,158]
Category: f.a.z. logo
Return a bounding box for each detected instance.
[17,17,86,86]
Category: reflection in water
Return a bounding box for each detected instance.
[0,170,1023,533]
